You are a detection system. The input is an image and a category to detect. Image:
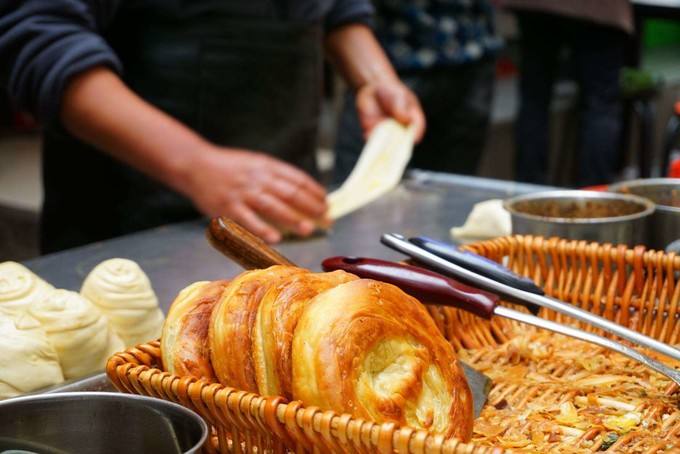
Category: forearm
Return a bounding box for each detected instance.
[325,24,398,90]
[60,66,208,196]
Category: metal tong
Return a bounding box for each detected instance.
[384,233,680,362]
[322,238,680,386]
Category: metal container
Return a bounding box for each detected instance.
[609,178,680,250]
[0,392,207,454]
[504,190,655,246]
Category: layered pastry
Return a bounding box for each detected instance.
[162,265,473,439]
[81,258,164,347]
[293,279,473,439]
[0,311,64,399]
[161,280,230,381]
[0,261,54,313]
[209,265,308,392]
[252,269,357,399]
[29,289,124,379]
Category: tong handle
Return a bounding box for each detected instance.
[410,236,544,295]
[322,256,499,319]
[207,217,295,269]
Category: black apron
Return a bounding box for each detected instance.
[41,3,322,253]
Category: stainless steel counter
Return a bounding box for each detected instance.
[24,171,547,394]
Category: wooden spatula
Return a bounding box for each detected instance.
[206,217,491,417]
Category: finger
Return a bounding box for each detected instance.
[269,160,327,202]
[409,101,427,142]
[245,191,315,236]
[356,86,384,137]
[229,203,281,243]
[265,178,327,219]
[376,84,410,124]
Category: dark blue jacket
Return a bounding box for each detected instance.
[0,0,373,120]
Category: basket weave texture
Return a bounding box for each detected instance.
[106,235,680,453]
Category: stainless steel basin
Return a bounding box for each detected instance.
[609,178,680,250]
[504,190,655,246]
[0,392,207,454]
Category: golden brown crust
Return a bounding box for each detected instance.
[253,270,358,398]
[161,280,230,381]
[210,265,308,391]
[292,279,473,440]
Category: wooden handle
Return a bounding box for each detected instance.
[207,217,296,269]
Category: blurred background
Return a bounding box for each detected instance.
[2,2,680,261]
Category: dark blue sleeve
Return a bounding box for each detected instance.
[0,0,122,120]
[325,0,374,31]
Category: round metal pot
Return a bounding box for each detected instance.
[609,178,680,250]
[504,190,655,246]
[0,392,208,454]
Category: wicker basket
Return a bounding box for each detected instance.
[106,235,680,453]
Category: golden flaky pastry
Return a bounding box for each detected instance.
[161,280,230,381]
[252,270,358,398]
[29,289,124,379]
[0,311,64,399]
[209,266,309,392]
[81,258,164,347]
[292,279,473,439]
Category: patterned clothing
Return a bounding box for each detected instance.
[374,0,503,70]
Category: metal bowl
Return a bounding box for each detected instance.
[0,392,207,454]
[504,190,655,246]
[609,178,680,250]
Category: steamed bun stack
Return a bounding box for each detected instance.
[0,261,53,314]
[81,258,164,347]
[28,289,124,379]
[0,311,64,399]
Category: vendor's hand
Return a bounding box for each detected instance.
[184,147,328,243]
[356,79,426,142]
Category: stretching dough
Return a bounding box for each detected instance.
[0,261,54,313]
[29,289,124,379]
[81,258,164,347]
[0,311,64,399]
[328,119,414,220]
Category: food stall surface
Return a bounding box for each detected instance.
[24,171,548,393]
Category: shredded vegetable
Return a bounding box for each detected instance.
[462,329,680,452]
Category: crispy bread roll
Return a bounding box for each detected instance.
[210,265,308,391]
[252,270,357,398]
[292,279,473,440]
[161,280,229,380]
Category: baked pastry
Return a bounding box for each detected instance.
[210,265,308,391]
[252,270,357,398]
[161,280,230,381]
[0,261,54,313]
[81,258,164,347]
[165,266,473,439]
[29,289,124,379]
[0,311,64,399]
[292,279,473,439]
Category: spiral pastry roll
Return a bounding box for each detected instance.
[161,280,230,381]
[81,258,164,347]
[29,289,124,379]
[210,265,308,392]
[292,279,473,439]
[252,270,357,398]
[0,261,54,313]
[0,312,64,399]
